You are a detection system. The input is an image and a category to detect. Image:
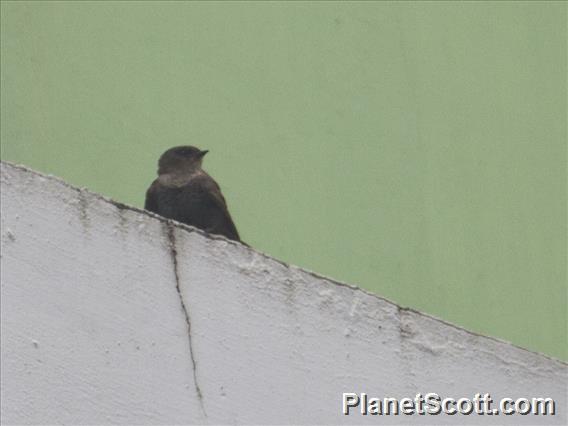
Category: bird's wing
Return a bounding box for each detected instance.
[144,179,160,213]
[197,175,241,241]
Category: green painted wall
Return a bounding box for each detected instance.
[1,1,566,360]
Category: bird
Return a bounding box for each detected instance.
[145,146,241,242]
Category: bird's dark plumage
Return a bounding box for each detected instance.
[145,146,240,242]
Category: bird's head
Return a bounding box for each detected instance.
[157,145,209,175]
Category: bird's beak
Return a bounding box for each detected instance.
[198,150,209,158]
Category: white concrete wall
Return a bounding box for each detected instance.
[1,160,566,425]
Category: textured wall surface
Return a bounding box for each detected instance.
[1,161,566,425]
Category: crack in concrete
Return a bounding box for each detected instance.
[165,221,207,419]
[77,190,90,231]
[397,306,417,394]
